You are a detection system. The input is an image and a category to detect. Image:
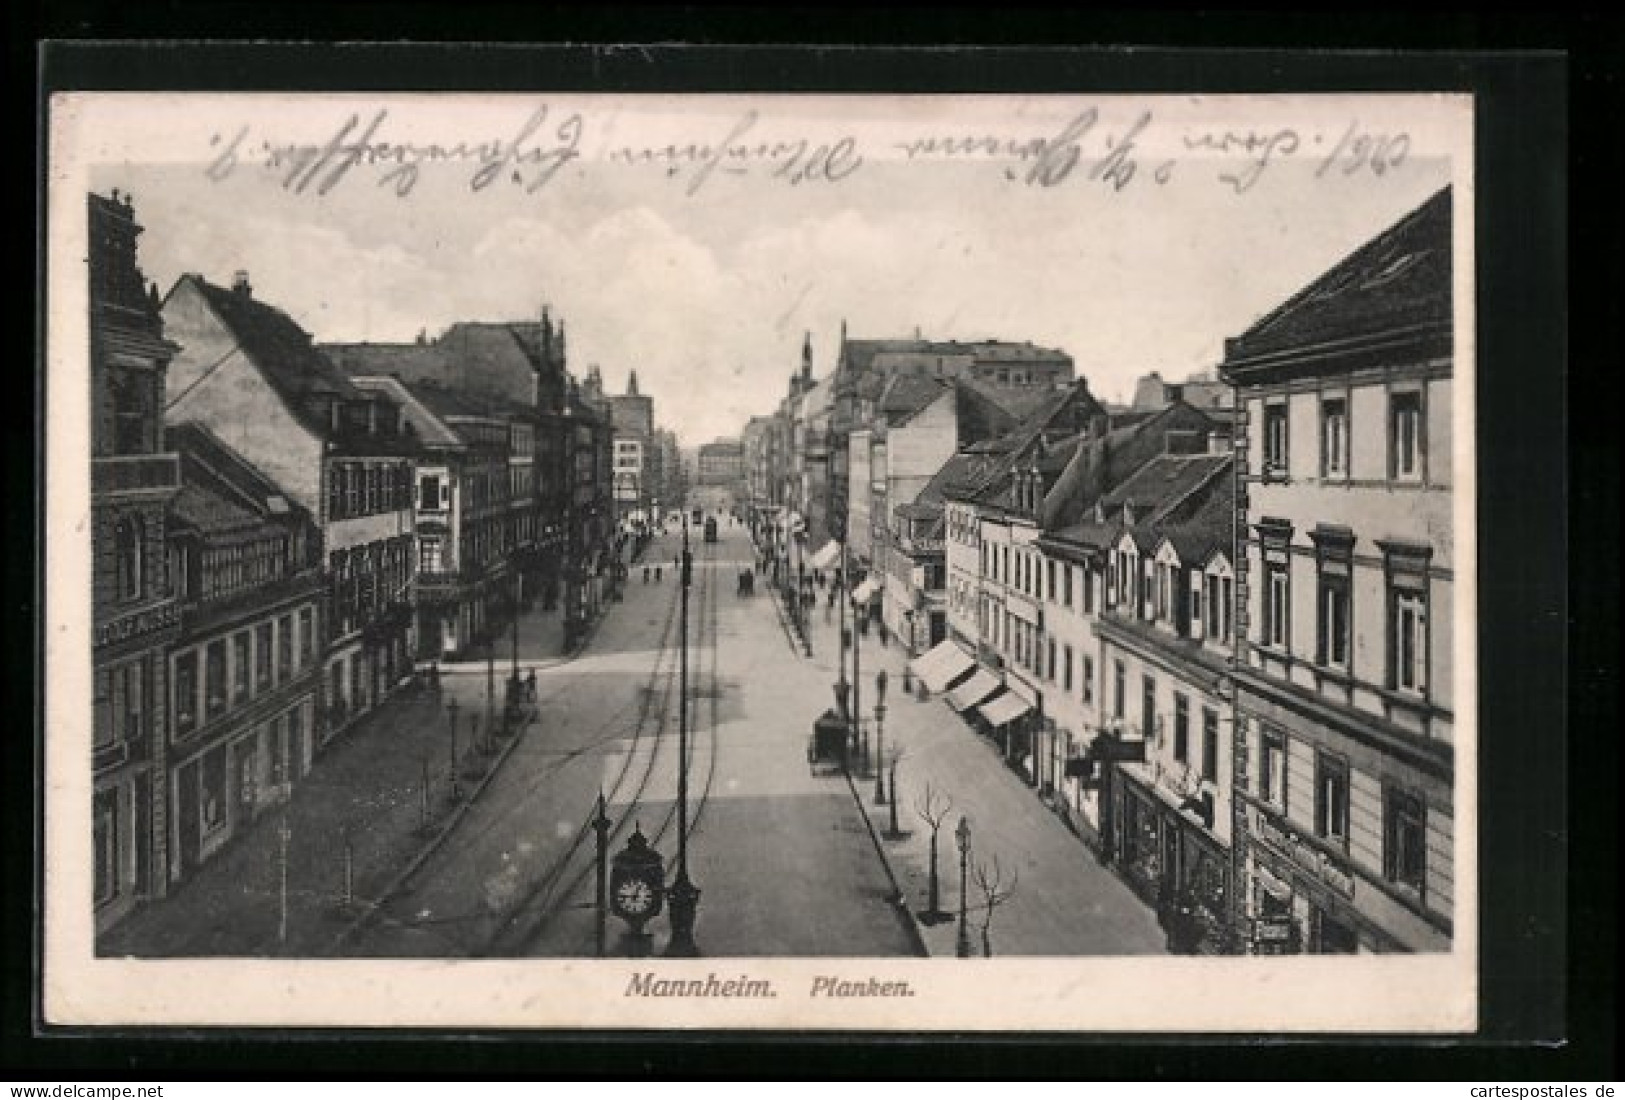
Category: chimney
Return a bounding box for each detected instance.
[1167,383,1184,403]
[232,270,252,297]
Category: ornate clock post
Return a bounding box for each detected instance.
[609,824,666,952]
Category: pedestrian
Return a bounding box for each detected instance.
[642,565,650,584]
[525,669,537,702]
[655,566,663,583]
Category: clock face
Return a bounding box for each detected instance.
[615,878,655,915]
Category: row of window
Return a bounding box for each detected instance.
[326,461,413,522]
[171,606,317,738]
[196,535,295,603]
[1106,662,1221,783]
[1258,546,1430,695]
[1253,726,1430,898]
[1106,548,1234,646]
[329,536,413,638]
[1260,388,1425,483]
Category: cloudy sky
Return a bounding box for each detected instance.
[72,93,1465,445]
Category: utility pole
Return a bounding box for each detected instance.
[593,791,611,958]
[665,515,701,956]
[956,815,972,959]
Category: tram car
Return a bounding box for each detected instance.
[703,515,718,543]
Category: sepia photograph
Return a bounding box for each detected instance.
[43,83,1476,1031]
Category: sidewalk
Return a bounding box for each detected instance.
[100,629,549,958]
[798,606,1168,957]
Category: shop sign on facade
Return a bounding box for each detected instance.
[95,602,181,650]
[1251,806,1357,900]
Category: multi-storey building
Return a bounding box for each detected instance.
[608,370,655,526]
[88,191,183,932]
[829,330,1076,544]
[324,313,576,616]
[160,423,324,887]
[1221,186,1455,954]
[1032,400,1225,850]
[935,383,1106,783]
[696,438,745,488]
[161,272,419,746]
[1087,452,1237,954]
[343,375,532,659]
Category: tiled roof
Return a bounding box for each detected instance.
[1224,187,1451,370]
[191,277,362,410]
[1100,453,1230,524]
[167,421,304,540]
[879,375,950,425]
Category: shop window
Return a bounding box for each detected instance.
[277,614,293,681]
[298,608,314,667]
[204,640,227,720]
[201,747,227,837]
[1384,787,1428,895]
[174,651,198,735]
[94,789,118,905]
[1315,752,1350,848]
[255,622,273,690]
[1312,908,1359,954]
[232,632,251,703]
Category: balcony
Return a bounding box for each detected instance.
[93,453,179,496]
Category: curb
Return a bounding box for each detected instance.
[328,704,539,953]
[841,766,933,959]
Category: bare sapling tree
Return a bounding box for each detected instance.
[914,784,953,921]
[973,853,1019,958]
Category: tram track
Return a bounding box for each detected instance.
[481,533,722,957]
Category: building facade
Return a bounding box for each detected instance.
[89,192,183,932]
[161,272,419,747]
[160,423,324,888]
[1221,186,1455,954]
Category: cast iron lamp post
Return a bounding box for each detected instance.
[955,814,972,958]
[446,697,462,800]
[873,669,889,804]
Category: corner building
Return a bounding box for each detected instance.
[88,192,183,933]
[1221,187,1455,954]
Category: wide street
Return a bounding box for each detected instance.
[343,518,920,958]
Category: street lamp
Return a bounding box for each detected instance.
[955,815,972,958]
[873,669,888,804]
[446,697,462,800]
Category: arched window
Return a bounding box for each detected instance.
[114,515,143,600]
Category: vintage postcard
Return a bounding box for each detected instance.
[43,85,1476,1030]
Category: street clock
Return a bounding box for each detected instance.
[608,824,665,933]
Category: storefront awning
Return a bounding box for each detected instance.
[946,668,1002,712]
[977,691,1034,728]
[910,640,976,694]
[808,540,842,570]
[851,576,881,604]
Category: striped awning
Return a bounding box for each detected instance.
[946,668,1001,713]
[978,691,1034,728]
[909,640,975,694]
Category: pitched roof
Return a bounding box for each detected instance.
[1100,453,1230,524]
[878,375,950,425]
[166,421,305,541]
[1223,187,1451,374]
[327,322,546,408]
[188,276,362,408]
